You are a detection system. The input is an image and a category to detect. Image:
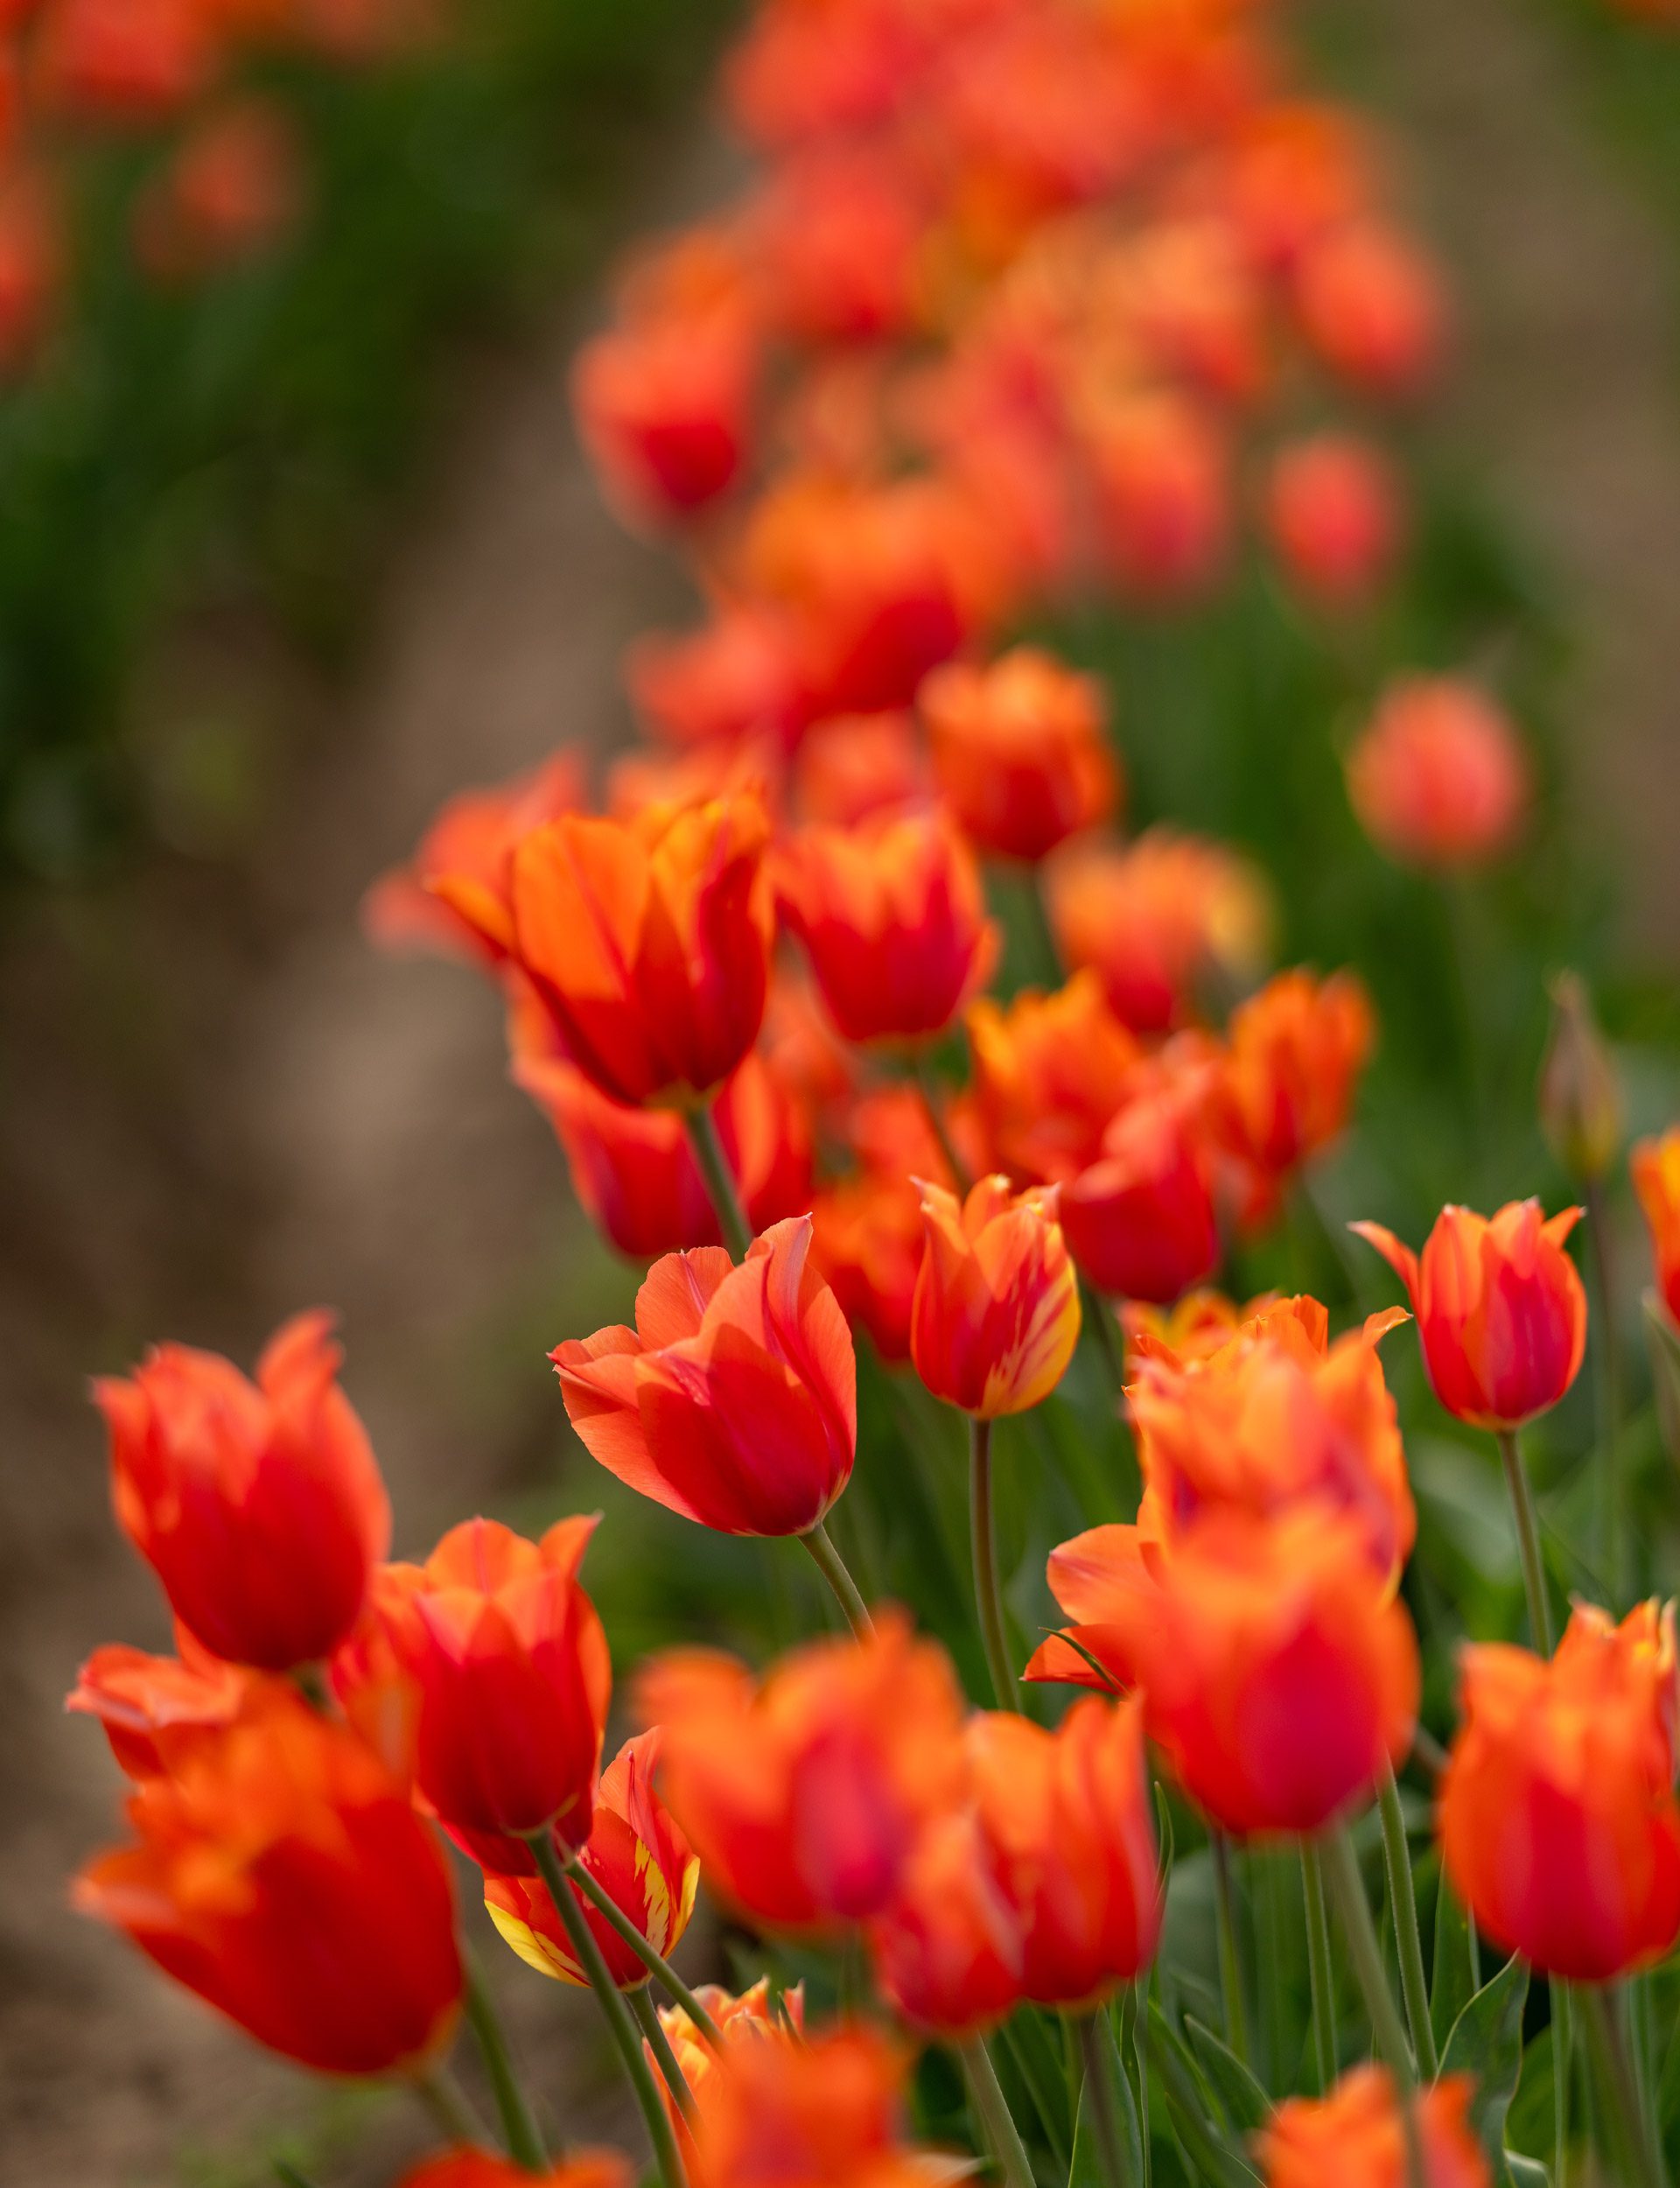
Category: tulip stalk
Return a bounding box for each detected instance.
[561,1847,725,2048]
[1077,2010,1134,2188]
[914,1055,971,1191]
[958,2035,1037,2188]
[969,1419,1022,1712]
[464,1958,549,2170]
[1376,1761,1438,2079]
[685,1101,752,1259]
[800,1520,876,1639]
[1321,1827,1426,2188]
[1208,1831,1251,2069]
[629,1982,697,2123]
[414,2062,489,2148]
[1300,1845,1337,2094]
[528,1832,688,2188]
[1494,1428,1554,1652]
[1585,1175,1625,1602]
[1578,1981,1670,2188]
[1077,1272,1128,1401]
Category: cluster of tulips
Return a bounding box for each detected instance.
[0,0,437,363]
[65,0,1680,2186]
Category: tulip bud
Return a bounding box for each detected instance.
[1538,971,1622,1183]
[1259,2067,1492,2188]
[910,1175,1082,1418]
[397,2153,631,2188]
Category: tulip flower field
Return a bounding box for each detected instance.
[52,0,1680,2185]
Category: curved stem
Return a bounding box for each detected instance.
[800,1522,875,1639]
[1077,2010,1133,2188]
[1322,1827,1424,2188]
[464,1959,548,2170]
[1301,1844,1337,2095]
[561,1851,724,2049]
[969,1417,1021,1712]
[959,2035,1036,2188]
[685,1103,752,1259]
[1377,1761,1439,2079]
[529,1834,686,2188]
[1586,1178,1625,1604]
[1208,1831,1251,2069]
[629,1981,696,2125]
[1495,1427,1554,1653]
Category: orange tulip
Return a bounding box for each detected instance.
[571,311,756,529]
[911,1175,1082,1418]
[1088,388,1231,602]
[1127,1294,1416,1574]
[133,98,303,283]
[794,709,928,828]
[1352,1199,1586,1431]
[396,2155,630,2188]
[1264,432,1401,607]
[812,1167,928,1364]
[754,144,926,345]
[967,971,1141,1185]
[638,1612,968,1932]
[1632,1127,1680,1329]
[74,1701,462,2076]
[686,2020,934,2188]
[93,1311,390,1673]
[649,1975,804,2127]
[1060,1067,1222,1306]
[38,0,214,121]
[780,806,999,1045]
[1121,1288,1273,1370]
[363,749,584,964]
[554,1215,856,1539]
[1294,221,1446,399]
[371,1516,610,1866]
[1047,828,1271,1034]
[1347,677,1529,870]
[1027,1508,1419,1837]
[920,646,1119,864]
[1258,2067,1491,2188]
[866,1803,1026,2037]
[625,603,810,753]
[66,1628,279,1781]
[485,1731,698,1989]
[1438,1601,1680,1982]
[435,790,774,1109]
[1220,968,1373,1198]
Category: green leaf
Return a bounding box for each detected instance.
[1147,2002,1260,2188]
[1183,2017,1270,2137]
[1441,1953,1530,2167]
[1431,1876,1480,2054]
[1503,2156,1549,2188]
[1069,2009,1144,2188]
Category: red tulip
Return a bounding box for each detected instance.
[66,1627,279,1781]
[911,1175,1081,1418]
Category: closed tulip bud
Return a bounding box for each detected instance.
[866,1809,1026,2036]
[920,647,1120,865]
[1346,677,1529,871]
[397,2152,631,2188]
[1259,2067,1491,2188]
[1264,432,1402,608]
[780,807,999,1045]
[1027,1508,1419,1838]
[637,1611,968,1932]
[911,1175,1082,1418]
[74,1702,462,2076]
[1439,1602,1680,1981]
[93,1311,390,1673]
[1127,1294,1416,1576]
[1294,221,1446,399]
[376,1516,610,1865]
[1089,389,1231,602]
[435,790,774,1110]
[1352,1199,1587,1431]
[554,1215,856,1539]
[571,311,755,530]
[485,1732,698,1989]
[66,1629,280,1781]
[687,2022,935,2188]
[1538,972,1622,1183]
[967,971,1141,1184]
[1060,1074,1222,1305]
[1633,1126,1680,1331]
[1221,968,1375,1195]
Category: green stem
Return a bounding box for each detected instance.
[414,2064,487,2149]
[1133,1981,1152,2188]
[561,1850,724,2049]
[1026,869,1066,985]
[1495,1427,1554,1653]
[1078,2010,1134,2188]
[1322,1828,1424,2188]
[1376,1761,1439,2079]
[1078,1273,1128,1402]
[1579,1984,1670,2188]
[629,1981,696,2125]
[1209,1831,1251,2070]
[1586,1178,1625,1604]
[800,1521,875,1639]
[464,1959,548,2170]
[1301,1844,1337,2095]
[914,1055,972,1192]
[959,2035,1036,2188]
[529,1834,686,2188]
[969,1417,1021,1712]
[1555,1981,1572,2188]
[685,1102,752,1258]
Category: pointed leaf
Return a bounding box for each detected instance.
[1431,1876,1479,2054]
[1442,1953,1529,2166]
[1147,2002,1259,2188]
[1183,2016,1270,2137]
[1504,2156,1548,2188]
[1070,2009,1144,2188]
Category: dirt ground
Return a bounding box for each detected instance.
[2,1,1678,2180]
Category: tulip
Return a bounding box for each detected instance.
[648,1976,803,2128]
[967,971,1140,1185]
[66,1628,279,1781]
[1264,432,1401,607]
[1122,1288,1273,1368]
[1351,1199,1586,1432]
[1027,1508,1419,1837]
[794,709,928,827]
[571,311,756,529]
[1127,1294,1415,1575]
[686,2021,934,2188]
[910,1175,1081,1419]
[1088,388,1231,601]
[812,1168,927,1364]
[1258,2067,1491,2188]
[93,1311,390,1673]
[1633,1126,1680,1329]
[554,1215,856,1539]
[1538,972,1622,1185]
[636,1611,968,1932]
[1060,1073,1222,1306]
[38,0,214,121]
[133,100,303,284]
[374,1516,611,1867]
[625,603,810,753]
[920,646,1120,864]
[780,806,999,1045]
[74,1701,462,2077]
[866,1809,1024,2037]
[1047,828,1271,1035]
[1346,677,1529,870]
[754,144,925,345]
[485,1732,698,1989]
[435,790,774,1110]
[396,2155,630,2188]
[1220,968,1374,1206]
[1294,221,1446,398]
